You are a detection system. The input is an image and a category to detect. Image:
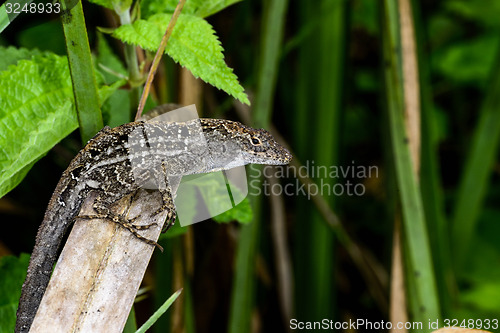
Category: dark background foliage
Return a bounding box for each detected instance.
[1,0,500,332]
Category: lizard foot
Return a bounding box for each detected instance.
[161,217,175,233]
[76,213,164,252]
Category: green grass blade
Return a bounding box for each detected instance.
[135,289,182,333]
[227,190,261,333]
[306,0,346,321]
[292,0,346,322]
[61,0,103,143]
[252,0,288,128]
[292,2,314,319]
[382,0,440,326]
[228,1,288,332]
[411,0,453,313]
[451,46,500,270]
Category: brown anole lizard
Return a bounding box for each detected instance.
[15,109,291,333]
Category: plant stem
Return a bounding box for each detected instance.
[382,0,441,326]
[228,1,288,332]
[61,0,103,143]
[118,8,141,112]
[135,0,186,120]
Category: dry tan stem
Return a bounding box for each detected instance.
[29,190,167,333]
[135,0,186,120]
[268,173,294,330]
[179,67,202,107]
[390,214,409,333]
[390,0,421,331]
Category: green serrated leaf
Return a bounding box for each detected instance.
[166,0,242,18]
[193,0,243,18]
[0,52,121,199]
[0,254,30,332]
[0,54,77,199]
[113,13,250,105]
[141,0,241,19]
[0,46,47,71]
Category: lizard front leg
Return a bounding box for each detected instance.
[148,161,177,233]
[154,187,177,233]
[77,193,164,251]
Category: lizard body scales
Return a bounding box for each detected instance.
[15,115,291,333]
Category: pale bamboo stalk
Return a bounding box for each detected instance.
[29,190,168,333]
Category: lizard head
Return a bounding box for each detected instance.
[201,119,292,167]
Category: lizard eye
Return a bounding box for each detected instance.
[251,137,261,145]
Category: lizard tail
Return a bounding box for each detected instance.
[15,189,77,333]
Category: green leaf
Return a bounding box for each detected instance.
[174,173,253,225]
[0,254,30,333]
[0,52,122,199]
[0,46,46,71]
[433,35,500,86]
[445,0,500,27]
[94,57,128,126]
[96,33,128,85]
[112,13,250,105]
[0,54,77,199]
[460,242,500,312]
[98,79,128,109]
[139,0,176,19]
[135,289,182,333]
[189,0,243,18]
[141,0,242,19]
[212,197,252,224]
[102,89,132,127]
